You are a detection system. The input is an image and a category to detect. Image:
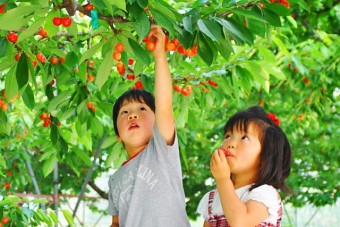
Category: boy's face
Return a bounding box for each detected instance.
[116,99,155,149]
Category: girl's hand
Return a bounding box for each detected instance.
[210,148,231,181]
[147,25,166,57]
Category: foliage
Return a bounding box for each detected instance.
[0,0,339,222]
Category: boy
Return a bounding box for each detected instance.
[108,25,190,227]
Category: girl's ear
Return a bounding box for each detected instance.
[116,136,122,143]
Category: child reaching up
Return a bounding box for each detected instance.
[108,25,190,227]
[197,106,292,227]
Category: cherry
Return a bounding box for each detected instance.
[14,53,21,61]
[146,41,155,51]
[7,32,18,43]
[177,45,185,54]
[112,52,121,61]
[128,58,134,65]
[62,17,72,27]
[166,42,176,51]
[84,3,94,11]
[115,43,125,53]
[126,74,135,80]
[134,80,143,89]
[88,60,94,67]
[36,52,46,63]
[0,3,6,14]
[53,17,62,26]
[1,217,9,225]
[38,28,47,37]
[87,102,94,109]
[51,56,59,64]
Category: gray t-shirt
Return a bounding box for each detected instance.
[108,126,190,227]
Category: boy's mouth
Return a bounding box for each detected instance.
[129,122,139,130]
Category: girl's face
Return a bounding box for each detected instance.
[221,122,262,180]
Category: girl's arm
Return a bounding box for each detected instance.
[211,149,269,227]
[149,25,175,145]
[111,215,119,227]
[203,221,210,227]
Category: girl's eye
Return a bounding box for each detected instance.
[241,135,249,140]
[225,135,230,139]
[121,110,128,115]
[140,107,146,111]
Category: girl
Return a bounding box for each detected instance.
[197,106,292,227]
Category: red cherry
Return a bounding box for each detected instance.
[126,74,135,80]
[112,52,121,61]
[115,43,125,53]
[62,17,72,27]
[134,80,143,89]
[53,17,62,26]
[51,56,59,64]
[128,58,134,65]
[14,53,21,61]
[7,32,18,43]
[87,102,94,109]
[38,28,47,37]
[1,217,9,224]
[36,52,46,63]
[146,41,155,51]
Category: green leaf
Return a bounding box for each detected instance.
[16,53,29,90]
[261,62,286,80]
[5,66,18,101]
[240,61,270,92]
[113,0,127,11]
[264,2,291,16]
[62,209,75,226]
[262,8,281,27]
[43,153,57,177]
[37,209,52,225]
[50,124,59,144]
[197,33,215,66]
[95,52,115,89]
[216,40,232,60]
[231,9,267,23]
[213,17,253,43]
[57,107,76,121]
[74,150,92,166]
[133,12,150,39]
[49,211,59,224]
[65,51,78,68]
[0,6,37,30]
[0,153,6,168]
[47,92,72,112]
[22,84,35,109]
[0,37,8,58]
[149,8,175,35]
[128,38,150,66]
[137,0,148,8]
[150,0,176,21]
[182,16,197,34]
[0,195,21,206]
[18,17,45,42]
[197,19,224,42]
[79,42,106,64]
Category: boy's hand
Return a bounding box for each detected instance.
[147,25,166,58]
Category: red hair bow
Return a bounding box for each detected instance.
[267,112,280,126]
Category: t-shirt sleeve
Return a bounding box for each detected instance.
[108,175,118,216]
[153,125,178,152]
[248,185,280,217]
[196,191,210,220]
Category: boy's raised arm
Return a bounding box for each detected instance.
[149,25,175,144]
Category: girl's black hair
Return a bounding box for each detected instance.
[224,106,292,193]
[112,89,155,136]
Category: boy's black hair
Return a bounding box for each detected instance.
[224,106,292,193]
[112,89,155,136]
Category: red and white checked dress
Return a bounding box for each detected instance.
[205,187,283,227]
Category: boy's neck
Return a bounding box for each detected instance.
[126,145,147,158]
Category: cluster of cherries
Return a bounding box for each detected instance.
[86,102,96,112]
[52,17,73,27]
[269,0,290,8]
